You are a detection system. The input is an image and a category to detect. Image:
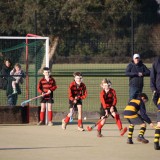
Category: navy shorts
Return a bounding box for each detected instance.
[127,115,144,125]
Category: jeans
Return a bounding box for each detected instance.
[7,94,18,106]
[129,86,142,101]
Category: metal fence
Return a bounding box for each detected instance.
[0,11,159,114]
[0,63,156,113]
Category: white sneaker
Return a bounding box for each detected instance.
[12,90,17,94]
[78,126,85,131]
[62,119,67,130]
[48,121,53,126]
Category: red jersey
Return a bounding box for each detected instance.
[68,81,87,101]
[100,88,117,109]
[37,76,57,99]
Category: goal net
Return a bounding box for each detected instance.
[0,36,49,109]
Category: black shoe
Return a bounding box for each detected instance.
[137,135,149,144]
[127,138,133,144]
[154,142,160,150]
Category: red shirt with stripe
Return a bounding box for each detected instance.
[68,81,87,101]
[100,88,117,109]
[37,76,57,99]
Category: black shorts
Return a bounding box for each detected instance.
[40,97,54,104]
[69,100,82,111]
[100,105,118,117]
[127,115,144,125]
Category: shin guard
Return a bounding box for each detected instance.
[64,116,70,123]
[115,114,122,130]
[40,112,45,122]
[154,127,160,143]
[128,125,134,139]
[78,119,82,127]
[97,123,103,131]
[139,127,146,137]
[48,111,53,121]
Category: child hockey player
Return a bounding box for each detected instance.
[124,93,154,144]
[97,78,127,137]
[37,67,57,126]
[62,72,87,131]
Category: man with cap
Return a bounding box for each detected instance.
[125,53,150,100]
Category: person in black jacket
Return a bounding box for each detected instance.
[0,59,17,106]
[126,54,150,100]
[150,56,160,150]
[0,58,12,90]
[1,59,23,106]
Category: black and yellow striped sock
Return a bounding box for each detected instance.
[139,127,146,137]
[154,127,160,144]
[128,125,134,140]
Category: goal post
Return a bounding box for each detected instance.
[0,36,49,123]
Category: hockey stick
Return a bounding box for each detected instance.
[70,96,80,122]
[149,91,156,107]
[21,94,47,107]
[69,104,75,122]
[87,115,108,131]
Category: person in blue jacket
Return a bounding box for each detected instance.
[126,54,150,100]
[150,56,160,150]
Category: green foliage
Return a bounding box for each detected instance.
[0,0,159,61]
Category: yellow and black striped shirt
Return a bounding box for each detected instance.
[124,98,151,124]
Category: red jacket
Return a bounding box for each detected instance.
[100,88,117,109]
[37,76,57,99]
[68,81,87,101]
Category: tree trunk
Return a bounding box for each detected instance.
[38,36,59,73]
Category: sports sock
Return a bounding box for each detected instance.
[78,119,82,127]
[138,126,146,137]
[128,125,134,139]
[97,123,103,131]
[64,116,70,123]
[154,127,160,144]
[48,111,52,121]
[115,114,122,130]
[40,111,45,121]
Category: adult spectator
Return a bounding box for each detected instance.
[150,56,160,150]
[125,54,150,100]
[0,58,12,90]
[0,59,16,106]
[0,59,25,106]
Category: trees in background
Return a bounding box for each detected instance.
[0,0,159,63]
